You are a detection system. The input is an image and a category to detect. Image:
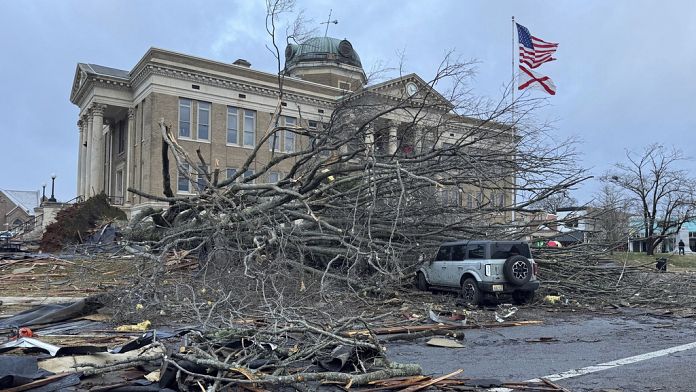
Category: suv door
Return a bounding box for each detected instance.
[429,245,452,285]
[466,243,487,281]
[442,244,467,287]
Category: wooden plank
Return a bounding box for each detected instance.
[400,369,463,392]
[540,377,573,392]
[343,320,543,337]
[3,373,75,392]
[0,296,85,305]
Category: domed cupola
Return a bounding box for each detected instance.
[284,37,366,90]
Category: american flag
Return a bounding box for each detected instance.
[517,23,558,69]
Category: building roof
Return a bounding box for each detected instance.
[1,190,39,215]
[285,37,363,69]
[79,63,130,80]
[683,221,696,232]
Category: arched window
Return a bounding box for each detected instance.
[12,219,23,226]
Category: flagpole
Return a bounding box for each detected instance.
[511,16,517,223]
[511,16,515,122]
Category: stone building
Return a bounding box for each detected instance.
[70,36,514,217]
[0,189,40,232]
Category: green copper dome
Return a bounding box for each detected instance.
[285,37,362,69]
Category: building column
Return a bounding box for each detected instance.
[85,110,94,196]
[76,118,84,197]
[125,107,135,204]
[364,123,374,157]
[89,103,106,194]
[414,127,423,153]
[388,120,398,155]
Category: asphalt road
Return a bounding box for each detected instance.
[387,309,696,391]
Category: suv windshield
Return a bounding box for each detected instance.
[490,243,531,259]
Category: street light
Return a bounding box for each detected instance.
[41,183,46,202]
[48,173,57,203]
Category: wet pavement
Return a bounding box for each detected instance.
[387,309,696,391]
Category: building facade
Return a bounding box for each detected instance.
[70,37,514,218]
[0,189,40,233]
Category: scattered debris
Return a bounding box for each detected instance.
[425,337,464,348]
[0,296,104,330]
[495,305,518,323]
[114,320,151,332]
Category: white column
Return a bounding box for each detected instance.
[89,103,106,194]
[388,121,398,155]
[85,111,94,196]
[125,107,135,204]
[414,127,422,153]
[76,118,84,197]
[364,123,374,157]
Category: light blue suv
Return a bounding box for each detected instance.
[416,240,540,305]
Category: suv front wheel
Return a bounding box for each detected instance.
[461,278,481,306]
[415,272,429,291]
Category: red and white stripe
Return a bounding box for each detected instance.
[518,65,556,96]
[519,36,558,69]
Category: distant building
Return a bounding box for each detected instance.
[628,220,695,254]
[0,189,40,232]
[70,37,514,218]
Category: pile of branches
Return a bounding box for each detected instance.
[161,317,421,390]
[535,245,696,308]
[41,193,126,252]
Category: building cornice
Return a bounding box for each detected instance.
[131,62,337,108]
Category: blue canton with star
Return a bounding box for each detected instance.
[516,23,534,49]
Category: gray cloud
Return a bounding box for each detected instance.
[1,0,694,202]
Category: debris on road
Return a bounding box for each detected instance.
[425,337,464,348]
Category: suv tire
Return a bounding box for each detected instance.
[416,272,429,291]
[504,255,532,286]
[461,278,481,306]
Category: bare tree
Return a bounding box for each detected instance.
[126,1,590,315]
[529,191,578,213]
[590,183,632,254]
[602,144,696,255]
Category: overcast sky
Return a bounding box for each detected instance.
[1,0,694,203]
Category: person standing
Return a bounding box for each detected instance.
[678,239,685,255]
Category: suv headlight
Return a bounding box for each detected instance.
[485,264,491,276]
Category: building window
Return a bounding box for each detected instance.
[177,163,190,192]
[179,98,191,138]
[268,171,281,183]
[339,81,351,90]
[197,102,210,141]
[284,117,296,153]
[115,169,124,197]
[492,192,505,208]
[441,187,460,207]
[117,121,125,154]
[226,168,237,181]
[466,192,484,208]
[227,107,239,145]
[243,110,255,147]
[308,120,318,130]
[269,130,281,152]
[243,169,254,183]
[196,165,208,191]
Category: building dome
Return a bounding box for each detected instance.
[285,37,363,69]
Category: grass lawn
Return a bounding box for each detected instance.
[609,251,696,270]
